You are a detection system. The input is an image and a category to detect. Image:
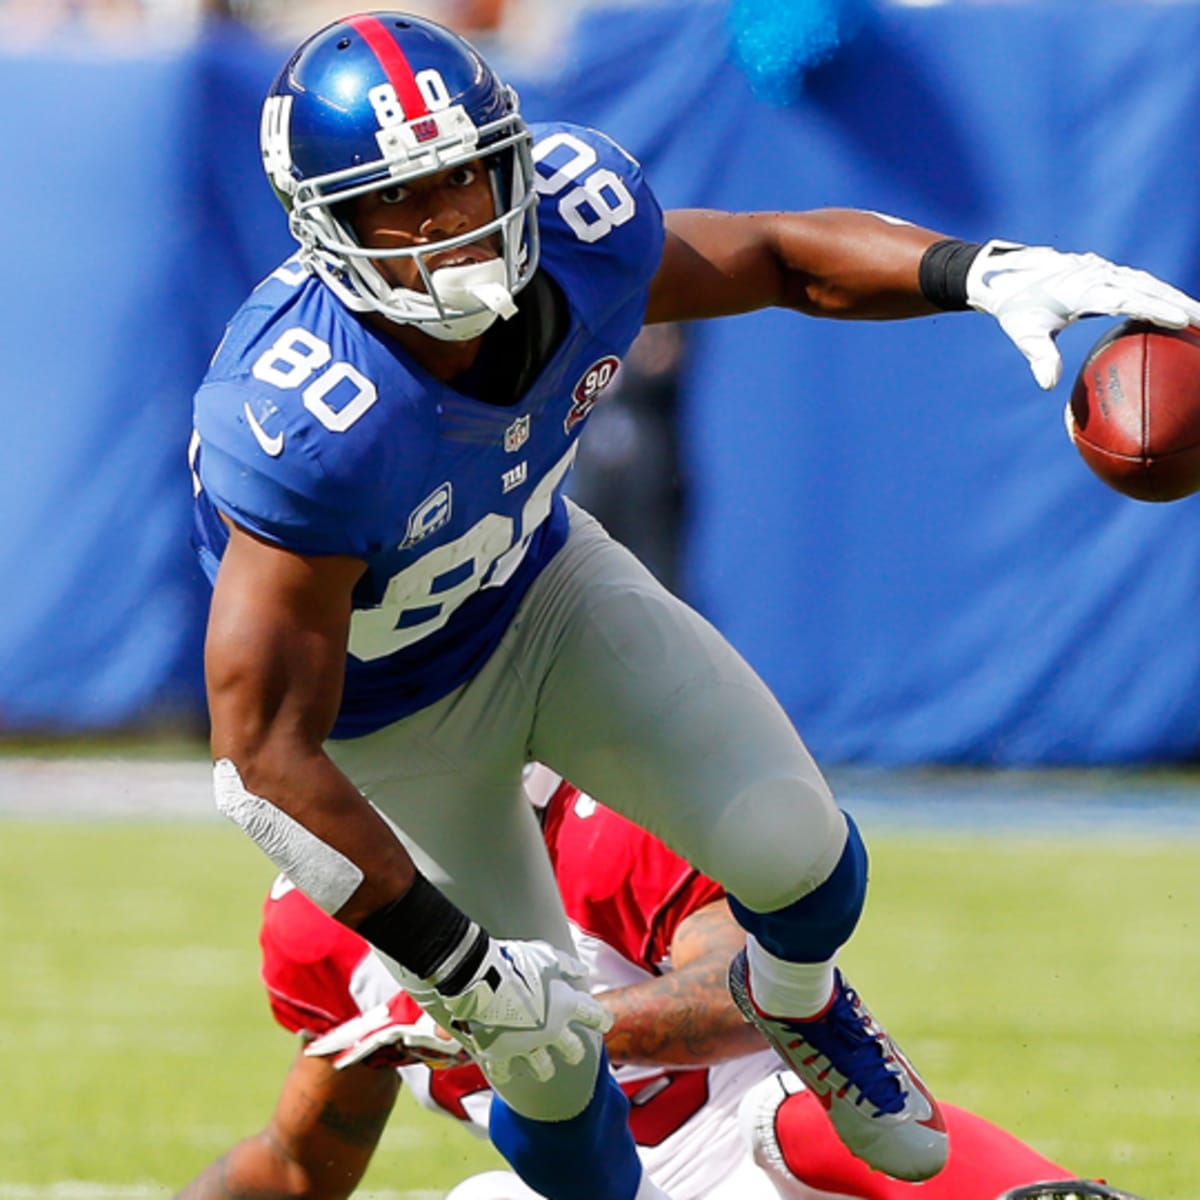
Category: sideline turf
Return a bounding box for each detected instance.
[1,820,1195,1197]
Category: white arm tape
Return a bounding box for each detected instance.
[213,758,364,914]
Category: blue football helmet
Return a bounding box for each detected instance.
[260,11,539,340]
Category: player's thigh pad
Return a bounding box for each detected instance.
[326,685,603,1121]
[523,504,846,912]
[326,733,566,945]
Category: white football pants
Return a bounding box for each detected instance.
[327,502,846,1121]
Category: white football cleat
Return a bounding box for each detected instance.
[729,950,947,1182]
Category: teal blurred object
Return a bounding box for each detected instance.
[727,0,868,104]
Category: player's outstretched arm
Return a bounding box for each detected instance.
[644,208,945,325]
[600,900,765,1067]
[645,208,1200,390]
[173,1048,399,1200]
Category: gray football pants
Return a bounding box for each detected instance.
[327,502,846,1119]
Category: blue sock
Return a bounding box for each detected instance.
[488,1053,641,1200]
[728,810,868,960]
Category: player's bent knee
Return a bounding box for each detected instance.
[702,776,847,912]
[478,1022,605,1123]
[728,812,867,959]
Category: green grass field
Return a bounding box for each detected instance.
[1,811,1197,1198]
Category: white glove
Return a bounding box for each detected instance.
[304,999,469,1070]
[410,939,613,1086]
[966,239,1200,390]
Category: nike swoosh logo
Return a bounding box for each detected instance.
[244,401,284,457]
[891,1045,945,1129]
[981,268,1021,287]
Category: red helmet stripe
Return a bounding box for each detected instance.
[345,13,430,118]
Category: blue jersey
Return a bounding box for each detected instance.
[192,123,665,737]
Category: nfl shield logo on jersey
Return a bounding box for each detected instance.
[565,356,621,433]
[504,414,530,452]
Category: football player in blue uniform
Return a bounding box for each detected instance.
[190,12,1200,1200]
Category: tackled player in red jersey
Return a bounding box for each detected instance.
[174,770,1133,1200]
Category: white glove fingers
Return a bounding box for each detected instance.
[1012,334,1061,390]
[435,936,614,1087]
[1081,266,1200,327]
[575,997,615,1034]
[304,997,443,1069]
[1031,350,1062,390]
[1115,265,1200,317]
[305,1034,345,1057]
[526,1046,555,1082]
[994,316,1059,390]
[554,1026,587,1067]
[1085,271,1182,322]
[332,1027,391,1069]
[1109,295,1192,328]
[393,1020,450,1042]
[967,240,1200,389]
[305,1020,368,1057]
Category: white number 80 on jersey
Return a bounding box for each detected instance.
[533,131,636,245]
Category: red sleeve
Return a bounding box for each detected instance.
[259,877,384,1036]
[543,784,725,971]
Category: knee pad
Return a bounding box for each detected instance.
[728,811,867,961]
[705,776,847,912]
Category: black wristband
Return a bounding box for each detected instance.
[918,239,982,311]
[357,872,489,990]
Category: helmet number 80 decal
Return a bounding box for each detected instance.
[368,69,452,128]
[533,132,636,245]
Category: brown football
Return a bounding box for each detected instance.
[1066,320,1200,502]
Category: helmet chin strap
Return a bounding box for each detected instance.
[410,259,519,342]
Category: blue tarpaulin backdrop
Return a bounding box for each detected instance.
[3,1,1200,763]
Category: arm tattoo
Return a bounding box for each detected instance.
[312,1093,393,1148]
[603,959,751,1066]
[602,903,766,1067]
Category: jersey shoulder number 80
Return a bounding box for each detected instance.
[532,128,638,246]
